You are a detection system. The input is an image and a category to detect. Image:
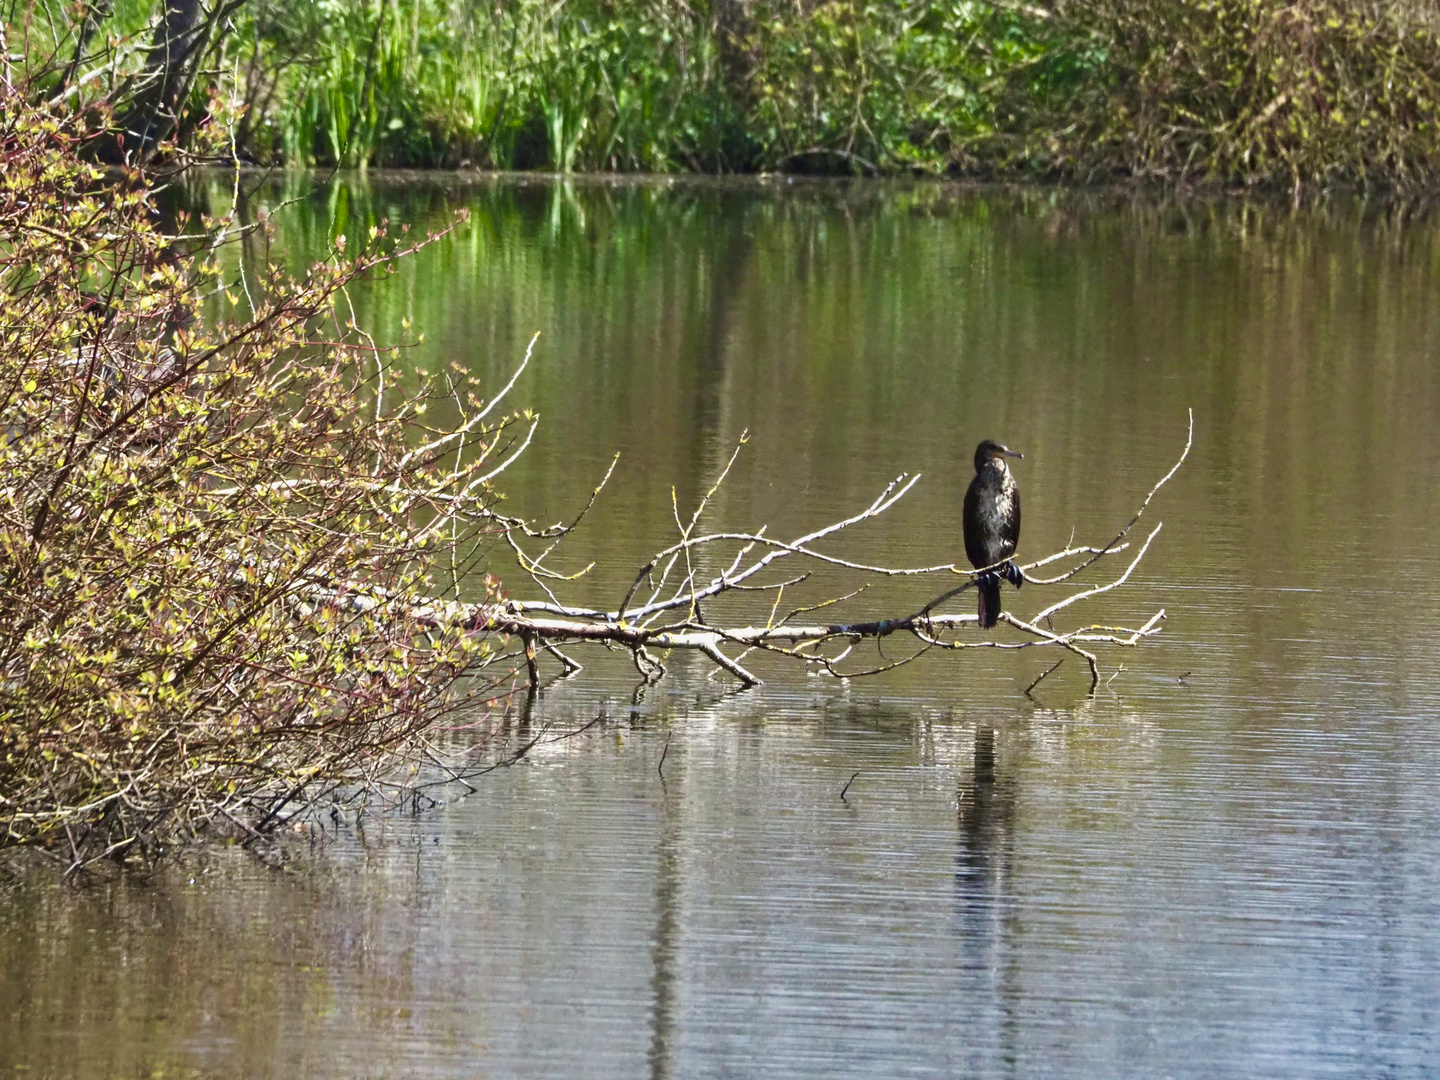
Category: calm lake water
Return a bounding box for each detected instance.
[3,176,1440,1078]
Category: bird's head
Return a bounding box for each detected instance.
[973,439,1023,473]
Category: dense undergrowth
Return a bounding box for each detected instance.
[10,0,1440,187]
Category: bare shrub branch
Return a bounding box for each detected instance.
[353,412,1194,695]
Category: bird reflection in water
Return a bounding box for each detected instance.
[954,725,1021,1068]
[956,726,1017,906]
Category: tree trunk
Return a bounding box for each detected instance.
[116,0,215,158]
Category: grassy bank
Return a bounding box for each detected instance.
[11,0,1440,186]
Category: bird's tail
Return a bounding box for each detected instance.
[978,576,1001,629]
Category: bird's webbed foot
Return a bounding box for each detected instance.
[1002,561,1024,589]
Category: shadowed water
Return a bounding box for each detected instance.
[3,176,1439,1078]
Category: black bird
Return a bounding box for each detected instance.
[963,440,1023,629]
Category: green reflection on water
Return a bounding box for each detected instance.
[4,175,1440,1079]
[196,173,1440,704]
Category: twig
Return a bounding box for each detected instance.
[550,710,606,741]
[1023,657,1065,697]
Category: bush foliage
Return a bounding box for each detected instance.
[7,0,1440,185]
[0,89,515,871]
[1070,0,1440,186]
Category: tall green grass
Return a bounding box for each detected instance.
[224,0,1095,172]
[9,0,1440,186]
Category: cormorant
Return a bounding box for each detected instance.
[963,440,1023,629]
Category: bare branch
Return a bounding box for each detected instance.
[229,407,1189,772]
[432,410,1196,691]
[1024,658,1066,697]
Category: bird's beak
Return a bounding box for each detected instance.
[1003,447,1024,459]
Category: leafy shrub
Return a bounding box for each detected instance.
[1054,0,1440,186]
[0,90,512,871]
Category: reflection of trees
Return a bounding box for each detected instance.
[681,191,755,518]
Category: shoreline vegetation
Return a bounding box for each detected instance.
[7,0,1440,190]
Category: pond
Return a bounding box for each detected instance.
[3,175,1439,1078]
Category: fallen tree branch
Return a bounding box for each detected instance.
[305,411,1193,694]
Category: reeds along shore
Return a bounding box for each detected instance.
[15,2,1440,182]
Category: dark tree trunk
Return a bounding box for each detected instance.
[113,0,217,159]
[709,0,759,170]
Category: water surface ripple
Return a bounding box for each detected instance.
[3,177,1438,1079]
